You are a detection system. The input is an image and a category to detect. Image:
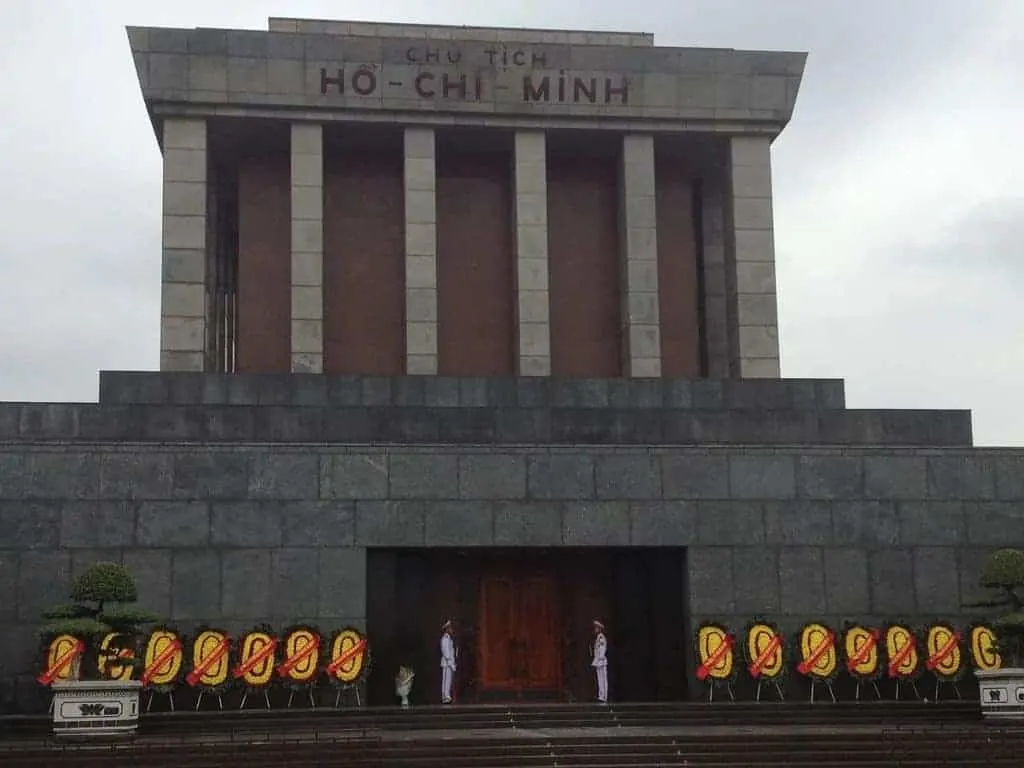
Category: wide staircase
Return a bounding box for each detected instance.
[4,702,1024,766]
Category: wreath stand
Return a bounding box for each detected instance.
[334,685,362,709]
[287,687,317,708]
[239,688,271,710]
[706,681,735,703]
[853,680,881,701]
[754,678,785,702]
[194,690,224,711]
[933,678,962,701]
[893,678,921,701]
[808,679,837,704]
[145,690,175,712]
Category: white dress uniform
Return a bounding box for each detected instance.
[440,621,457,704]
[591,620,609,703]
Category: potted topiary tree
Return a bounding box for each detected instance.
[969,548,1024,719]
[39,562,159,737]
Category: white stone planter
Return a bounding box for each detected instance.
[50,680,142,737]
[976,668,1024,719]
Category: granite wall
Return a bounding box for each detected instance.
[0,373,1020,712]
[0,373,973,446]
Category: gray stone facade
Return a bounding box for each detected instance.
[134,19,802,376]
[1,372,1022,712]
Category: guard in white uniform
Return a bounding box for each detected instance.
[440,619,457,704]
[591,619,609,703]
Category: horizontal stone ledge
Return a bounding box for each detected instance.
[0,403,971,446]
[98,371,846,410]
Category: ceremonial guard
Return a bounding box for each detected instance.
[591,619,609,703]
[439,619,457,704]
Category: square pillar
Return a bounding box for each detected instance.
[160,119,208,371]
[700,180,731,377]
[619,134,662,378]
[404,127,438,375]
[513,131,551,377]
[727,136,780,378]
[290,123,324,373]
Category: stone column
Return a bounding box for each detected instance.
[290,123,324,373]
[513,131,551,376]
[619,134,662,378]
[404,127,438,375]
[160,119,208,371]
[727,136,780,378]
[700,181,731,378]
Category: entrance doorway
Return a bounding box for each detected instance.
[365,547,687,706]
[479,572,561,694]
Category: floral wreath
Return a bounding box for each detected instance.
[36,631,86,687]
[792,621,840,683]
[840,621,883,683]
[966,621,1001,674]
[232,623,279,693]
[741,617,786,684]
[883,621,923,681]
[140,624,186,694]
[186,624,234,696]
[694,620,738,687]
[327,627,372,690]
[277,623,324,693]
[921,620,967,683]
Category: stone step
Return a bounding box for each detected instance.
[0,402,971,446]
[0,701,982,739]
[98,372,847,411]
[5,729,1024,767]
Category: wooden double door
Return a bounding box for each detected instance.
[478,571,561,693]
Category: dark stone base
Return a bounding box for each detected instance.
[0,372,1013,716]
[98,372,848,411]
[0,373,972,446]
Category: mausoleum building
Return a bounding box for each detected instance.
[1,17,1022,711]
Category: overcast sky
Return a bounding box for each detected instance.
[0,1,1021,445]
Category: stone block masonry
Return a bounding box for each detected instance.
[2,435,1023,711]
[95,372,850,410]
[727,136,780,378]
[133,21,809,378]
[0,402,973,449]
[290,122,324,373]
[128,24,806,127]
[160,119,208,372]
[404,127,438,375]
[619,135,661,378]
[513,131,551,376]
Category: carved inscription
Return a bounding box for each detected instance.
[404,44,547,68]
[522,72,629,105]
[319,67,629,105]
[316,40,630,107]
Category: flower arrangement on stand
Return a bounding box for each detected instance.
[694,621,738,702]
[922,620,966,701]
[794,622,839,703]
[841,622,883,701]
[185,625,233,709]
[742,618,786,701]
[883,621,922,700]
[326,627,371,708]
[234,624,278,709]
[278,624,323,709]
[139,625,185,712]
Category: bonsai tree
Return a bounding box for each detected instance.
[969,548,1024,668]
[40,562,160,680]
